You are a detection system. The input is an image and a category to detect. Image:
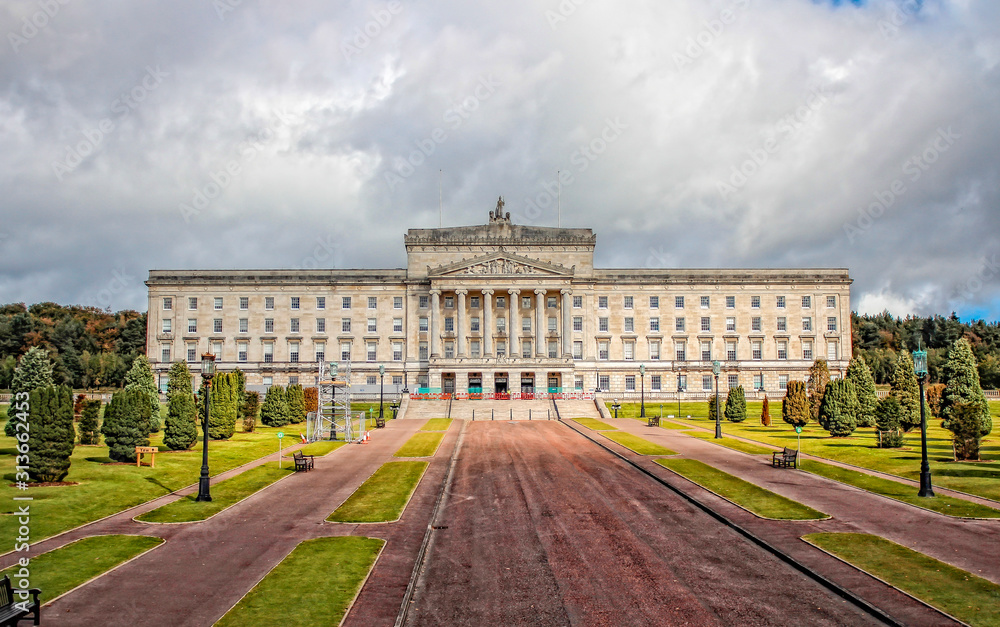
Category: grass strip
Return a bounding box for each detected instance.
[658,458,827,519]
[628,417,690,430]
[394,432,445,458]
[217,536,384,627]
[299,441,345,457]
[421,418,452,431]
[328,461,428,523]
[685,431,775,455]
[801,460,1000,519]
[0,535,162,604]
[600,431,676,456]
[572,417,619,431]
[803,533,1000,626]
[136,463,292,523]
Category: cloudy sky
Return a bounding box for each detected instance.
[1,0,998,320]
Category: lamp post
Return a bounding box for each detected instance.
[913,347,935,497]
[195,353,216,502]
[713,360,722,439]
[378,364,385,423]
[612,399,621,419]
[639,364,646,418]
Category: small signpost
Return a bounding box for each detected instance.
[277,431,285,468]
[135,446,158,468]
[794,425,802,453]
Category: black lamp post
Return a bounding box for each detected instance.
[639,364,646,418]
[612,398,621,419]
[913,347,935,497]
[196,353,216,502]
[378,364,385,423]
[713,360,722,439]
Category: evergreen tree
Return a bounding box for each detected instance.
[890,350,921,432]
[707,394,721,424]
[208,372,238,440]
[782,380,809,427]
[846,357,878,428]
[26,385,76,482]
[78,398,101,445]
[874,396,905,448]
[242,391,261,433]
[940,338,992,459]
[124,355,161,433]
[947,402,986,461]
[5,347,54,437]
[760,395,771,426]
[164,362,198,450]
[807,359,831,422]
[287,384,306,424]
[260,385,290,427]
[101,388,152,463]
[233,369,249,427]
[818,379,859,437]
[724,385,747,423]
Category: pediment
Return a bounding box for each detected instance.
[428,251,574,277]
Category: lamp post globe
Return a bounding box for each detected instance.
[639,364,646,418]
[913,348,934,497]
[712,360,722,439]
[196,353,216,502]
[378,364,385,422]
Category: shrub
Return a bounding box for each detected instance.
[287,384,306,424]
[940,339,992,460]
[260,385,290,427]
[78,398,101,445]
[707,394,721,423]
[27,385,76,482]
[303,387,319,415]
[947,402,985,461]
[807,359,831,422]
[874,396,904,448]
[760,395,771,426]
[208,372,238,440]
[101,388,153,463]
[724,386,747,423]
[164,362,198,451]
[890,351,921,432]
[818,379,859,437]
[124,355,161,433]
[242,391,261,433]
[782,380,809,428]
[846,357,878,428]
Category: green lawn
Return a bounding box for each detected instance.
[627,417,692,430]
[216,536,385,627]
[421,418,452,431]
[599,431,676,456]
[804,533,1000,627]
[684,431,775,455]
[572,417,618,431]
[136,463,292,523]
[0,421,303,545]
[328,461,428,523]
[658,458,827,520]
[299,440,345,457]
[0,535,163,605]
[394,432,445,458]
[801,459,1000,518]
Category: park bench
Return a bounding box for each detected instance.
[647,415,660,427]
[772,447,799,469]
[293,451,314,471]
[375,415,386,428]
[0,574,40,626]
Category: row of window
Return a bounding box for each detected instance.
[161,317,406,335]
[162,296,404,312]
[599,315,837,333]
[613,372,792,392]
[162,340,406,364]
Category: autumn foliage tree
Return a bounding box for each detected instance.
[760,395,771,426]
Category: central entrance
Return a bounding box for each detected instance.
[521,374,535,398]
[494,373,509,398]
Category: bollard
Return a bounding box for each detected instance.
[510,408,512,420]
[472,409,475,421]
[529,409,532,421]
[492,408,494,421]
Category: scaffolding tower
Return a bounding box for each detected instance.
[309,361,359,442]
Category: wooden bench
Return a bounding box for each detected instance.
[293,451,314,471]
[647,415,660,427]
[0,574,40,627]
[772,447,799,469]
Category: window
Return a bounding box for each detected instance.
[702,375,713,391]
[753,374,763,390]
[777,340,788,360]
[317,318,326,333]
[522,317,531,332]
[521,340,531,358]
[290,297,300,310]
[342,318,352,333]
[573,341,583,359]
[340,342,351,361]
[521,296,531,309]
[751,317,762,332]
[496,341,506,357]
[575,376,584,391]
[624,295,633,309]
[675,296,684,308]
[445,317,454,333]
[803,341,813,360]
[188,319,197,333]
[342,296,352,309]
[419,342,428,360]
[803,317,813,331]
[214,297,223,310]
[394,318,403,333]
[598,317,608,333]
[598,374,610,391]
[650,340,660,360]
[777,317,787,332]
[573,295,583,308]
[726,317,736,332]
[827,341,838,360]
[598,296,608,309]
[367,318,377,333]
[262,376,273,386]
[496,296,506,309]
[162,318,172,333]
[213,319,222,333]
[778,375,788,391]
[598,341,609,360]
[751,295,760,308]
[573,316,583,332]
[700,295,710,308]
[470,316,481,332]
[210,341,221,359]
[368,296,378,309]
[651,375,661,391]
[776,296,786,308]
[187,343,197,362]
[625,375,636,391]
[675,317,685,332]
[623,341,634,360]
[624,317,634,333]
[470,340,481,358]
[290,318,300,333]
[675,342,686,361]
[393,342,403,361]
[163,297,173,310]
[548,341,558,358]
[649,296,659,309]
[393,376,402,386]
[419,317,428,332]
[677,374,687,391]
[547,296,557,309]
[826,295,836,308]
[366,375,376,385]
[393,296,402,309]
[264,318,274,333]
[238,342,248,362]
[726,295,735,308]
[546,316,556,333]
[161,345,171,362]
[316,296,325,309]
[315,343,325,363]
[235,296,247,310]
[726,341,737,360]
[189,297,198,310]
[752,341,762,360]
[419,295,429,308]
[497,317,506,333]
[289,376,299,386]
[265,297,274,310]
[701,341,711,361]
[802,295,811,308]
[367,342,377,361]
[827,317,838,332]
[728,374,738,388]
[471,296,480,309]
[263,343,274,363]
[700,317,711,332]
[650,317,659,332]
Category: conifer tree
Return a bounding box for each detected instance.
[208,372,238,440]
[287,384,306,424]
[724,385,747,423]
[874,396,904,448]
[124,355,161,433]
[782,380,809,427]
[242,391,261,432]
[760,395,771,426]
[26,385,76,482]
[946,403,986,461]
[5,347,54,437]
[101,388,152,463]
[164,362,198,450]
[807,359,831,422]
[890,350,921,431]
[818,379,859,437]
[846,357,878,428]
[260,385,290,427]
[707,394,721,424]
[78,398,101,445]
[940,338,992,460]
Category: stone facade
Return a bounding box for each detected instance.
[146,201,852,397]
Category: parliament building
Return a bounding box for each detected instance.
[146,199,852,398]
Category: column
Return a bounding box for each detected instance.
[508,288,520,357]
[561,289,573,358]
[482,289,494,357]
[456,289,467,357]
[430,289,441,358]
[535,289,545,357]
